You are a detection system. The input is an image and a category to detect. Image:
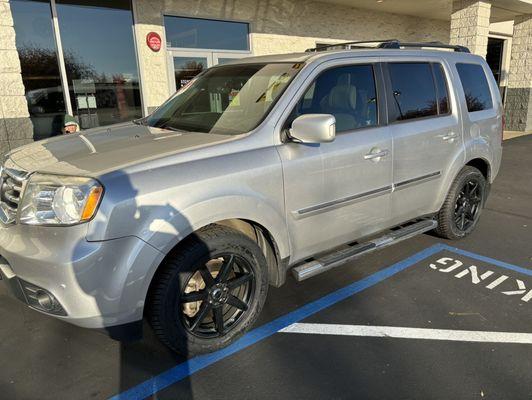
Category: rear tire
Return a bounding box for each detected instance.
[434,166,487,240]
[147,225,269,355]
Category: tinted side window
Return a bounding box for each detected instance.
[433,63,450,114]
[456,63,493,112]
[290,65,378,132]
[389,63,437,121]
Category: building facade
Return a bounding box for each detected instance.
[1,0,532,156]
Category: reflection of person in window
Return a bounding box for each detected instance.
[63,115,80,134]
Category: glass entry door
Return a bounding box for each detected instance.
[169,50,212,93]
[168,50,248,94]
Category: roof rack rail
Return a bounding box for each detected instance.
[305,39,470,53]
[379,40,470,53]
[306,39,399,52]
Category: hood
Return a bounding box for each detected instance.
[7,122,235,176]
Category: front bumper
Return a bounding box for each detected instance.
[0,223,164,330]
[0,260,28,305]
[0,262,67,316]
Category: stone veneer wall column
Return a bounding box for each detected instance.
[505,14,532,132]
[0,0,33,156]
[450,0,491,57]
[132,0,171,114]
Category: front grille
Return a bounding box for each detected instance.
[0,165,27,224]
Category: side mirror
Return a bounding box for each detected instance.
[289,114,336,144]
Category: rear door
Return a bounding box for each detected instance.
[276,60,393,263]
[384,60,464,226]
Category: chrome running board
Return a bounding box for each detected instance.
[292,219,438,281]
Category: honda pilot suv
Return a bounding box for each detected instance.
[0,41,503,355]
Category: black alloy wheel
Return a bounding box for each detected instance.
[454,178,483,232]
[434,166,487,240]
[180,254,255,338]
[147,224,269,355]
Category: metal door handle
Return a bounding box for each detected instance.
[443,132,458,141]
[364,149,389,160]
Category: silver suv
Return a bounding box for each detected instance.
[0,41,503,354]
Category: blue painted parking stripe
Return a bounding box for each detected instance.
[109,243,445,400]
[439,244,532,276]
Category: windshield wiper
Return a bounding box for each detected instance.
[160,125,188,133]
[132,117,147,126]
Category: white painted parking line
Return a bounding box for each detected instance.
[280,323,532,344]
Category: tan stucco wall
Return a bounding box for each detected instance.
[134,0,451,111]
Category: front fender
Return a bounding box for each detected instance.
[141,195,290,259]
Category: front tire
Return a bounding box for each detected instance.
[435,166,487,240]
[147,225,269,355]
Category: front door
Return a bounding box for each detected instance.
[168,50,249,94]
[278,62,393,263]
[168,50,212,93]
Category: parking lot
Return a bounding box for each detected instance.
[1,134,532,400]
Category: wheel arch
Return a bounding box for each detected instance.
[144,208,290,309]
[433,150,492,214]
[216,218,288,287]
[465,157,491,182]
[143,218,288,321]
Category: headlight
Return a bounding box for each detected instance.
[19,174,104,226]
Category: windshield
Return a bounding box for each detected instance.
[146,62,302,135]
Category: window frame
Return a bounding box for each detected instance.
[281,62,386,137]
[163,14,252,54]
[147,62,304,136]
[384,61,452,125]
[455,62,494,113]
[431,62,452,117]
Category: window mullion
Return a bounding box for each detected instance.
[50,0,73,116]
[430,63,441,115]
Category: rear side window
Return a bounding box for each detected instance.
[288,64,378,132]
[456,63,493,112]
[388,63,438,121]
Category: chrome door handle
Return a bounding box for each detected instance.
[364,149,389,160]
[443,132,458,141]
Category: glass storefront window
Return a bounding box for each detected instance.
[12,0,143,138]
[11,0,66,140]
[164,16,250,51]
[56,0,142,129]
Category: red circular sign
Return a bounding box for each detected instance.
[146,32,162,52]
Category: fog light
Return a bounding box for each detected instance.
[35,290,54,311]
[18,279,67,316]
